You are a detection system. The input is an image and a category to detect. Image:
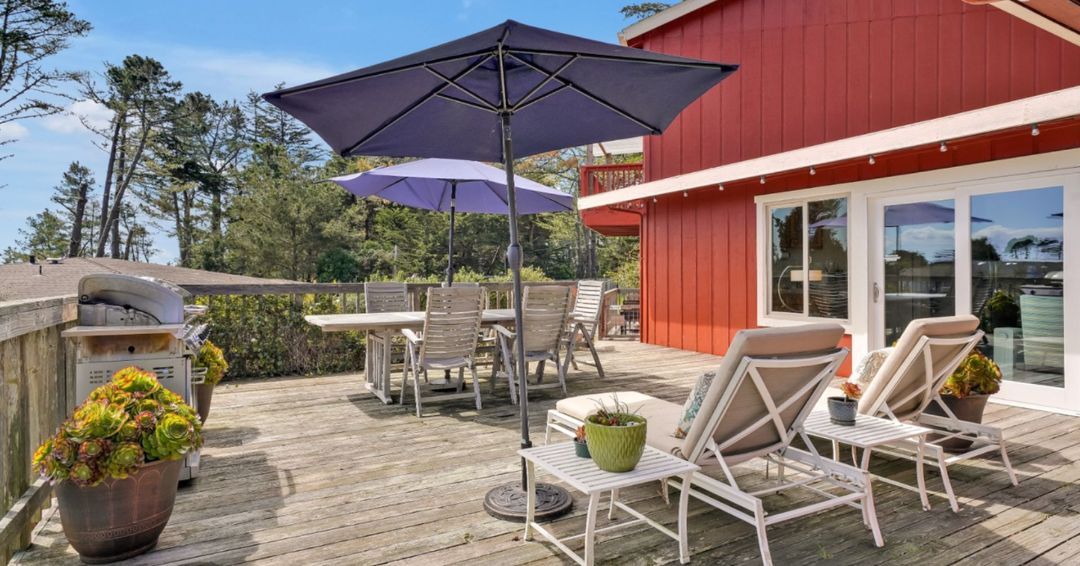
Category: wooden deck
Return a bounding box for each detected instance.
[14,341,1080,565]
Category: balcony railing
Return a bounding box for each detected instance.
[579,162,643,203]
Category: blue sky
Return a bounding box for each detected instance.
[0,0,633,263]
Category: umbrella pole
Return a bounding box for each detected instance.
[483,112,572,522]
[447,182,457,286]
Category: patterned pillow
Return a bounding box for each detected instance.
[675,371,717,439]
[852,347,894,387]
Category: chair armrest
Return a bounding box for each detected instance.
[491,324,515,339]
[401,329,423,344]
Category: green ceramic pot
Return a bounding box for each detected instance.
[585,414,647,472]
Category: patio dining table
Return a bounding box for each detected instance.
[306,309,516,404]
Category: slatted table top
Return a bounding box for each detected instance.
[520,442,698,494]
[305,308,515,332]
[803,410,932,448]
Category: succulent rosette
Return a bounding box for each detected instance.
[33,366,203,487]
[195,340,229,386]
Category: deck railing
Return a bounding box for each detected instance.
[579,163,644,200]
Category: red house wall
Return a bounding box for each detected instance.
[632,0,1080,360]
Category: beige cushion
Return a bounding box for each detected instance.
[555,392,685,457]
[682,324,846,465]
[858,315,980,420]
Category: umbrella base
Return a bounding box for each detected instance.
[483,482,573,523]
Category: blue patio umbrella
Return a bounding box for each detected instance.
[329,158,573,285]
[264,19,737,521]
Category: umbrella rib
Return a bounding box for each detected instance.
[513,84,571,113]
[274,49,496,98]
[510,47,738,71]
[434,93,498,114]
[506,51,661,133]
[341,53,496,156]
[511,55,578,110]
[423,65,499,112]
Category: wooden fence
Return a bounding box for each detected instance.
[0,296,77,565]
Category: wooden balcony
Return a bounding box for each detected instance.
[11,338,1080,565]
[579,163,643,237]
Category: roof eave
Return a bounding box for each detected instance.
[619,0,720,45]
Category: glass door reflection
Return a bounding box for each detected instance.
[883,200,957,346]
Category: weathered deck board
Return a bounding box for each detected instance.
[12,341,1080,565]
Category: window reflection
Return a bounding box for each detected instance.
[770,206,803,313]
[972,187,1064,388]
[883,200,956,346]
[808,199,848,319]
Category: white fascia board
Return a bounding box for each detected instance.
[579,86,1080,210]
[618,0,719,45]
[991,0,1080,48]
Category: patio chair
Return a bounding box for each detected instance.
[400,287,485,417]
[362,282,410,399]
[491,285,573,403]
[562,280,606,379]
[855,315,1018,511]
[547,325,878,565]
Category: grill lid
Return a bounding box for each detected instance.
[78,274,188,324]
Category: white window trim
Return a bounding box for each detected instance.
[758,192,853,332]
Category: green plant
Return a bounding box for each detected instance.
[941,350,1002,398]
[195,339,229,386]
[33,367,203,487]
[586,395,643,427]
[983,290,1020,328]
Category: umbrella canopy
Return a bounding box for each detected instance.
[329,158,572,214]
[263,19,736,162]
[810,203,992,229]
[264,18,736,522]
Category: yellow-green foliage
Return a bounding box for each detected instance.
[941,350,1002,398]
[195,340,229,386]
[33,367,203,487]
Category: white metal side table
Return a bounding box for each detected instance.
[519,443,699,566]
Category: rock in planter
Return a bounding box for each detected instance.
[56,459,183,564]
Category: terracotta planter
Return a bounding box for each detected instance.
[925,394,991,453]
[585,415,646,472]
[195,382,214,424]
[56,459,182,564]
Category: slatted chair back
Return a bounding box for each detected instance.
[858,315,983,421]
[449,281,489,308]
[364,282,409,313]
[521,286,572,354]
[571,280,605,335]
[419,287,484,366]
[682,324,848,466]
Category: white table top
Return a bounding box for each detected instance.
[305,308,515,332]
[802,410,931,448]
[520,443,698,494]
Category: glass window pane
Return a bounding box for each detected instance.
[883,199,956,346]
[770,206,803,314]
[808,198,848,319]
[972,187,1064,388]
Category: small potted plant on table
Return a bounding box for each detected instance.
[193,339,228,424]
[584,397,646,472]
[33,367,203,564]
[928,350,1002,452]
[574,425,590,458]
[828,382,862,426]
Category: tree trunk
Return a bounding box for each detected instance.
[96,117,124,257]
[67,181,89,257]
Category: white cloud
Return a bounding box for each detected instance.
[0,122,29,141]
[167,47,339,97]
[42,100,113,134]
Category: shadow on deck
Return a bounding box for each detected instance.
[13,341,1080,565]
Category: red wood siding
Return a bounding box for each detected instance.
[632,0,1080,368]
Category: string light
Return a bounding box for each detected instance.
[868,155,876,165]
[759,175,766,185]
[717,183,724,191]
[939,141,948,153]
[652,197,658,203]
[683,191,688,197]
[809,166,816,176]
[1031,124,1040,136]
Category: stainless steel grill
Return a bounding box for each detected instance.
[62,274,206,480]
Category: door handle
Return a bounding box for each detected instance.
[873,282,881,303]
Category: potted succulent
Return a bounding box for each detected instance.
[33,367,203,564]
[928,350,1002,452]
[828,382,862,426]
[192,340,228,424]
[573,425,590,458]
[584,397,646,473]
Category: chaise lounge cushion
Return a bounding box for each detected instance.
[555,392,685,456]
[857,315,980,421]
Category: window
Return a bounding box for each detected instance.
[766,197,849,320]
